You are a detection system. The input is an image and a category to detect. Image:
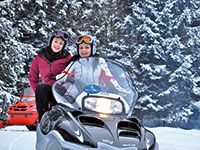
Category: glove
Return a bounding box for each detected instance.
[55,84,66,96]
[66,77,75,84]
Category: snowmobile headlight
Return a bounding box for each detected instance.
[84,97,123,114]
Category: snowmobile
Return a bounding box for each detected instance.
[0,87,38,131]
[36,57,158,150]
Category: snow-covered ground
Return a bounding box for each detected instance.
[0,126,200,150]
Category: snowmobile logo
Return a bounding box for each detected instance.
[122,143,136,147]
[84,84,101,94]
[73,128,84,143]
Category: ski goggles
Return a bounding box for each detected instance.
[76,35,93,44]
[54,31,68,40]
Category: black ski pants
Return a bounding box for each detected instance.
[35,83,57,121]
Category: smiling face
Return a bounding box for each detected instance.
[78,43,92,58]
[51,37,65,53]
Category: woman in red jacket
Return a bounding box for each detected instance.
[28,30,72,121]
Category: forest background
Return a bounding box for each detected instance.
[0,0,200,129]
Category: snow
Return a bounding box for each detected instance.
[150,127,200,150]
[0,126,200,150]
[0,126,36,150]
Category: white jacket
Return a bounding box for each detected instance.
[56,57,126,93]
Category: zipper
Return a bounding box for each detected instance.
[49,62,56,80]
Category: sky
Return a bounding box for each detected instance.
[0,126,199,150]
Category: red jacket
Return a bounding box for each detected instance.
[28,47,72,92]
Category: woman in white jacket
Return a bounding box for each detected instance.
[56,35,127,99]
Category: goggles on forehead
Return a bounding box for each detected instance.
[54,31,68,40]
[76,35,93,44]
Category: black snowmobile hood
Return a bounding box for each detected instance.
[56,111,143,149]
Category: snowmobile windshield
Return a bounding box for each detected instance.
[21,97,35,102]
[52,57,138,114]
[20,87,34,97]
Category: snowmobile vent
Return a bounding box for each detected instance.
[79,116,105,128]
[117,121,141,139]
[127,117,141,127]
[71,110,84,118]
[13,106,27,111]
